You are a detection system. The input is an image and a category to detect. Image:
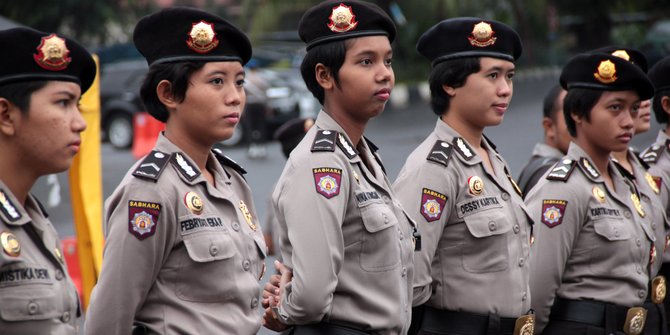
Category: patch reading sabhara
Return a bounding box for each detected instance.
[541,199,567,228]
[420,188,448,222]
[313,167,342,199]
[128,200,161,240]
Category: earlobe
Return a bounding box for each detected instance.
[442,84,456,97]
[315,63,334,90]
[0,98,17,137]
[156,80,178,109]
[662,96,670,115]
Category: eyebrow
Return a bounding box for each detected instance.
[54,91,77,99]
[207,70,246,77]
[484,65,515,72]
[351,49,393,58]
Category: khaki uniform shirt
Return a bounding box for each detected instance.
[393,118,533,317]
[0,181,79,335]
[527,143,655,332]
[642,130,670,262]
[85,134,266,335]
[273,111,416,334]
[517,142,564,196]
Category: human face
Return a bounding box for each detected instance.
[634,99,652,134]
[327,35,394,122]
[576,90,639,154]
[551,89,571,153]
[15,81,86,174]
[446,57,515,129]
[170,61,245,145]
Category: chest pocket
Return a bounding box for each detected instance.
[359,198,401,272]
[593,217,631,241]
[177,232,238,302]
[0,285,59,322]
[460,197,512,273]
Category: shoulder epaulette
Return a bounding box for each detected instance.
[311,130,337,152]
[212,146,247,176]
[546,158,577,182]
[132,150,171,182]
[641,144,665,164]
[0,188,22,222]
[426,140,453,167]
[578,157,600,180]
[336,133,358,159]
[452,137,475,160]
[171,152,201,182]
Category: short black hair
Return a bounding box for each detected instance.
[563,88,603,137]
[428,57,480,115]
[140,61,207,122]
[653,89,670,125]
[543,84,564,119]
[300,40,348,105]
[0,81,49,114]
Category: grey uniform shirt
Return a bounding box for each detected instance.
[273,111,416,334]
[85,134,266,335]
[517,142,564,196]
[527,142,655,332]
[393,118,533,317]
[0,182,79,335]
[642,130,670,262]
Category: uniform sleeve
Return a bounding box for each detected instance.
[393,161,452,307]
[274,156,348,324]
[85,181,175,335]
[525,179,583,333]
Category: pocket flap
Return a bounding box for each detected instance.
[0,288,60,321]
[593,219,631,241]
[361,204,398,233]
[183,233,236,262]
[463,210,512,238]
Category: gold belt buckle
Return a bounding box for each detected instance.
[623,307,647,335]
[513,313,535,335]
[652,275,667,304]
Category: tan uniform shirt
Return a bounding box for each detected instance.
[273,111,416,334]
[0,181,79,335]
[517,142,564,196]
[393,118,533,317]
[527,142,655,332]
[642,130,670,262]
[85,134,266,335]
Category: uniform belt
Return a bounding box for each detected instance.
[421,306,518,335]
[550,297,650,335]
[292,322,372,335]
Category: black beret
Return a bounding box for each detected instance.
[0,27,96,93]
[133,7,252,66]
[560,53,654,100]
[274,117,314,158]
[298,0,396,51]
[417,17,522,67]
[648,55,670,92]
[592,46,648,72]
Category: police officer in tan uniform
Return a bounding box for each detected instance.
[85,8,266,335]
[393,18,534,335]
[526,52,656,334]
[0,27,96,334]
[262,1,417,334]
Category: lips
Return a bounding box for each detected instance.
[375,88,391,101]
[492,103,508,114]
[68,139,81,153]
[617,132,633,142]
[223,112,240,124]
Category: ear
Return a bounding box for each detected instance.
[0,98,19,137]
[315,63,334,91]
[570,110,582,125]
[662,96,670,115]
[442,84,456,97]
[156,80,178,109]
[542,116,555,136]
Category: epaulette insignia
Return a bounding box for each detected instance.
[171,153,201,182]
[578,157,600,180]
[546,159,576,182]
[132,150,171,182]
[311,130,337,152]
[646,173,661,195]
[641,145,665,164]
[337,133,358,159]
[0,189,21,222]
[453,137,474,160]
[426,140,453,167]
[212,146,247,175]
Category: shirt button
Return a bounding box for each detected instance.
[209,244,219,256]
[518,258,525,267]
[62,311,71,323]
[513,225,520,234]
[522,292,528,301]
[489,222,497,231]
[502,193,510,201]
[636,266,642,274]
[55,270,64,281]
[625,211,632,219]
[251,297,259,309]
[614,230,620,238]
[242,259,251,271]
[401,267,407,277]
[232,222,240,231]
[652,223,657,231]
[636,239,642,247]
[639,290,646,298]
[383,214,389,224]
[27,302,38,315]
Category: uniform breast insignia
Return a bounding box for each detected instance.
[592,186,606,203]
[311,130,337,152]
[631,193,646,218]
[541,199,567,228]
[238,200,256,231]
[513,314,535,335]
[652,276,667,304]
[641,144,665,164]
[467,176,484,195]
[1,231,20,257]
[127,200,161,240]
[546,159,576,182]
[186,21,219,54]
[337,133,358,159]
[578,157,600,180]
[313,167,342,199]
[507,173,523,197]
[0,190,21,222]
[420,188,448,222]
[426,140,453,167]
[184,192,204,215]
[453,137,474,160]
[328,3,358,33]
[132,150,171,182]
[54,247,65,264]
[645,173,661,194]
[172,153,201,182]
[623,307,646,335]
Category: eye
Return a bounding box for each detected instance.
[608,104,622,111]
[56,99,69,107]
[211,78,223,85]
[236,79,245,87]
[488,72,498,79]
[360,59,372,65]
[384,58,392,66]
[506,72,515,80]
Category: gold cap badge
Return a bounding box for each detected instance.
[468,21,497,47]
[239,200,256,231]
[184,191,204,214]
[187,21,219,53]
[611,50,631,61]
[592,186,606,203]
[328,3,358,33]
[468,176,484,195]
[33,34,71,71]
[1,231,20,257]
[594,59,617,84]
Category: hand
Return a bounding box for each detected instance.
[262,273,281,309]
[262,303,290,332]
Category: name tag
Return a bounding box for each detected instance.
[180,216,225,235]
[457,195,503,218]
[0,266,51,287]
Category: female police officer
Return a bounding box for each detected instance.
[262,1,417,334]
[85,7,266,335]
[0,27,95,334]
[393,18,535,335]
[526,52,656,334]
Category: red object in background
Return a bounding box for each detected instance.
[132,112,165,159]
[61,236,83,304]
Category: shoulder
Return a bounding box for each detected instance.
[211,145,247,178]
[641,141,669,164]
[131,150,172,182]
[545,158,578,182]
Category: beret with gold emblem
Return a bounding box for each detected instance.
[648,55,670,92]
[133,7,251,66]
[559,52,654,100]
[298,0,396,51]
[0,27,96,93]
[417,17,522,66]
[592,46,648,72]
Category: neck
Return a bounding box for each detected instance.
[574,137,611,178]
[163,127,211,172]
[665,124,670,136]
[440,113,483,149]
[0,149,38,205]
[323,105,367,146]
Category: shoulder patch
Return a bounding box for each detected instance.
[452,137,475,160]
[211,146,247,175]
[420,188,448,222]
[311,130,337,152]
[313,167,342,199]
[641,144,665,164]
[0,189,21,223]
[337,133,358,159]
[578,157,600,180]
[132,150,171,182]
[541,199,567,228]
[546,159,576,182]
[128,200,161,240]
[426,140,453,167]
[171,153,201,182]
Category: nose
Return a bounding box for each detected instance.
[227,86,244,107]
[376,63,393,83]
[73,108,87,133]
[498,78,512,97]
[622,107,635,129]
